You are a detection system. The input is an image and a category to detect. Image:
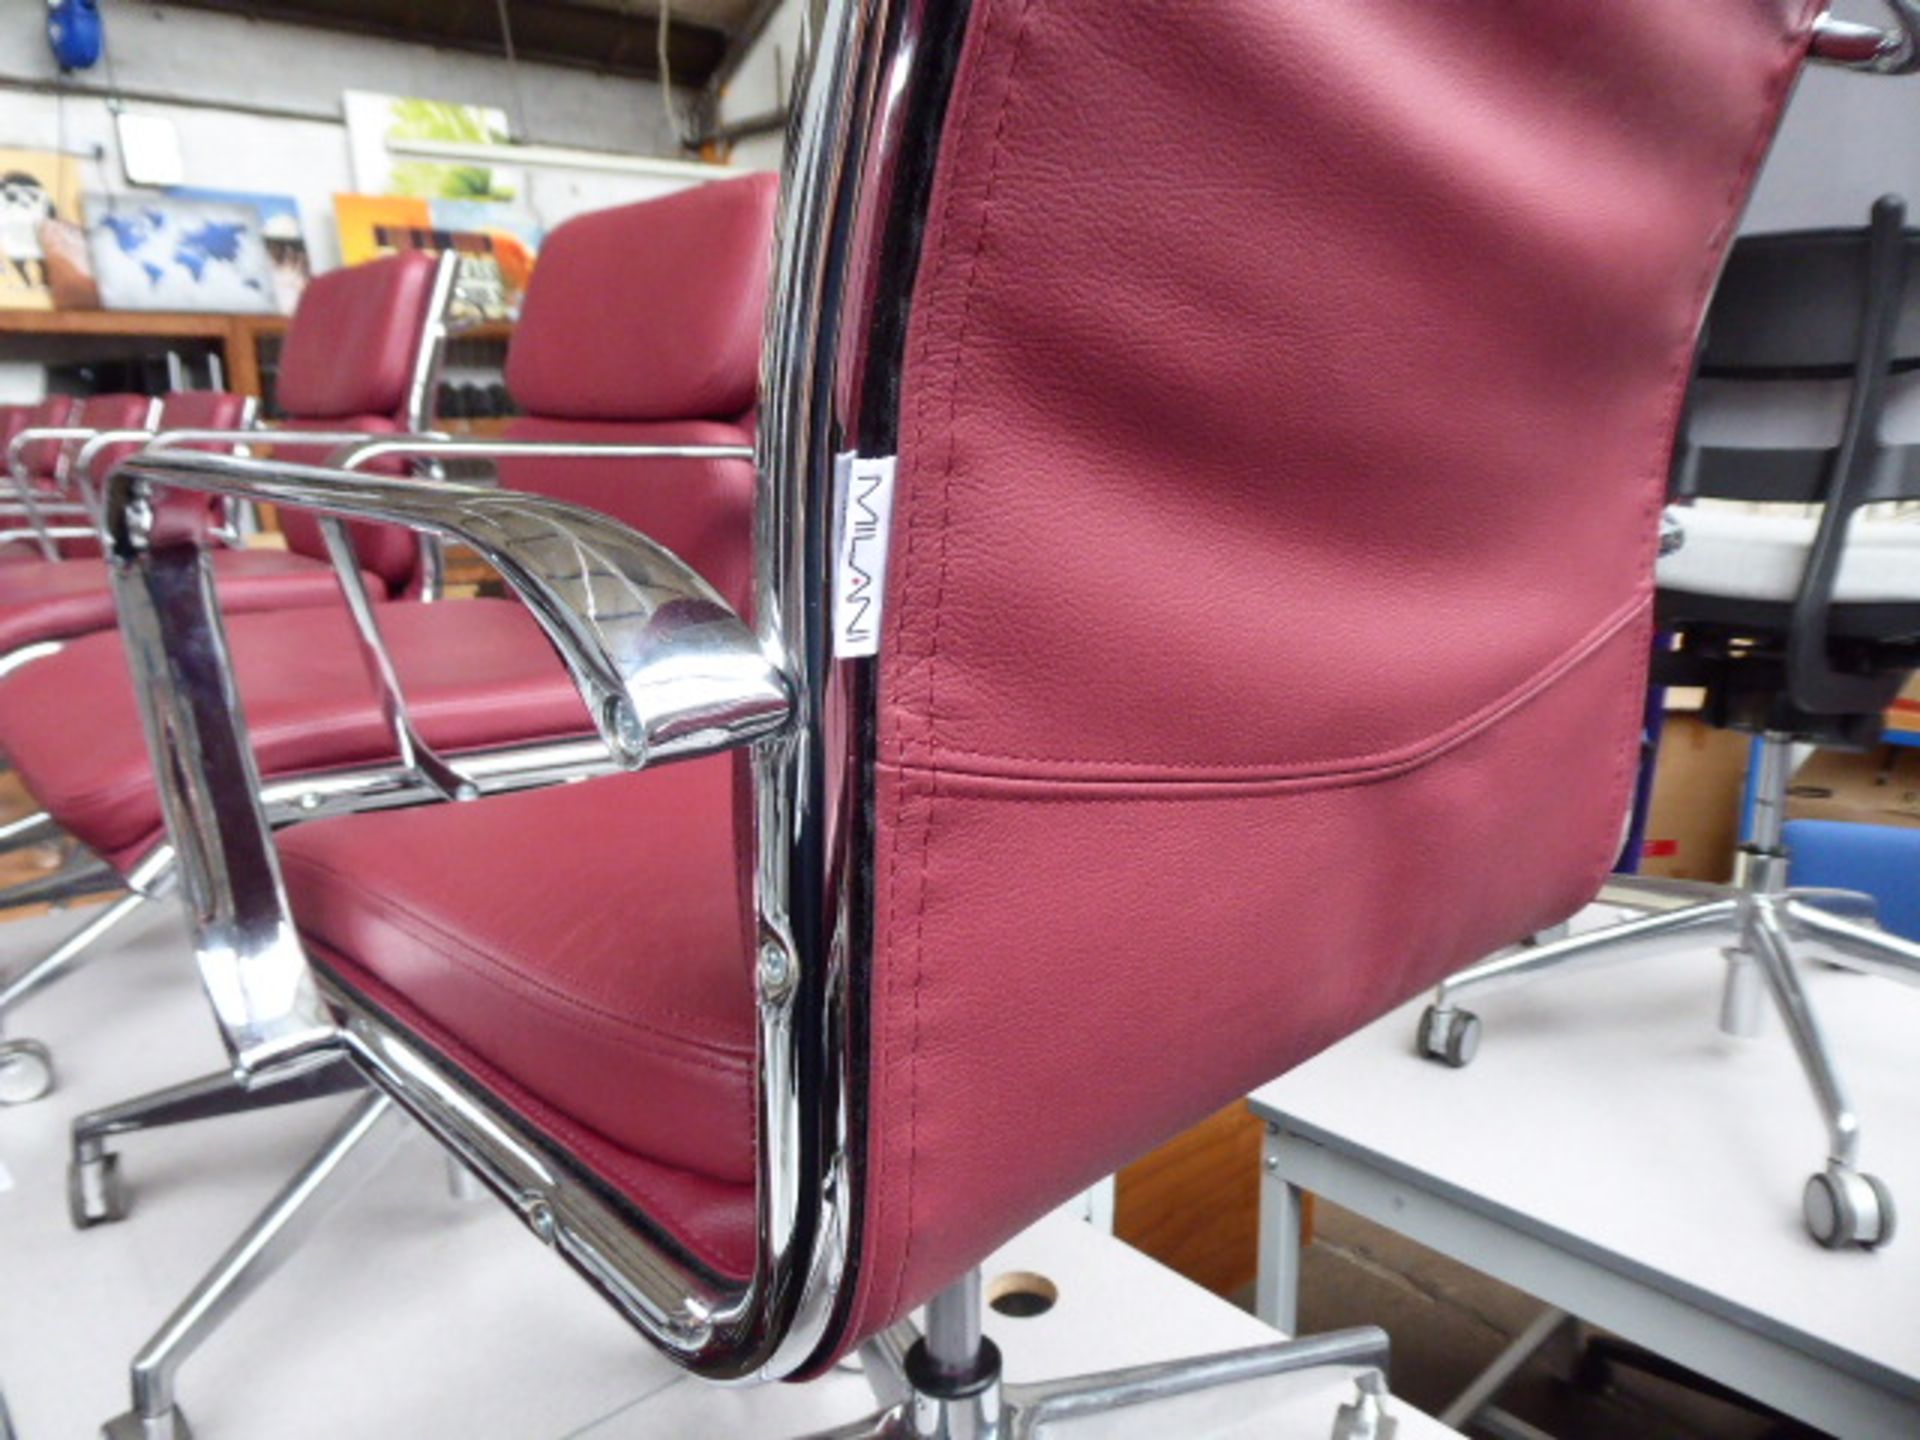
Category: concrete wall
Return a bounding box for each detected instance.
[0,1,702,396]
[712,0,805,172]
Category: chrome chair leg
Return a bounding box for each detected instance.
[1745,898,1894,1251]
[805,1270,1395,1440]
[1785,897,1920,986]
[69,1055,365,1228]
[0,891,151,1106]
[443,1151,490,1204]
[101,1093,408,1440]
[0,808,62,854]
[1415,898,1741,1066]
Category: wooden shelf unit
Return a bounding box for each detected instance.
[0,309,290,401]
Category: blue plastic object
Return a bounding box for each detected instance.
[47,0,104,73]
[1786,818,1920,941]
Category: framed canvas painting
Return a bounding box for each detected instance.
[86,196,276,313]
[0,149,97,310]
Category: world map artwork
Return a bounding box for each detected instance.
[98,210,257,291]
[85,196,276,313]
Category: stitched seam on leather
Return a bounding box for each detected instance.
[280,849,753,1057]
[884,613,1647,802]
[881,0,1040,1330]
[889,589,1657,776]
[896,591,1645,790]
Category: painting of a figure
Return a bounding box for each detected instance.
[0,149,98,310]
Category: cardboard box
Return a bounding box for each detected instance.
[1639,714,1751,882]
[1887,674,1920,740]
[1786,745,1920,830]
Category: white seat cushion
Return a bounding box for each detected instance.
[1658,505,1920,605]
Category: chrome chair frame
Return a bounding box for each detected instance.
[2,400,165,559]
[0,435,750,1145]
[90,2,1402,1435]
[0,256,470,1103]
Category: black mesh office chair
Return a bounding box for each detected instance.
[1420,196,1920,1251]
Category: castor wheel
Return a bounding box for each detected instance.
[103,1407,192,1439]
[0,1037,55,1104]
[69,1150,130,1229]
[1415,1006,1480,1068]
[1804,1168,1896,1251]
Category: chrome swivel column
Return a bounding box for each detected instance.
[102,1093,409,1440]
[813,1268,1398,1440]
[1417,732,1897,1250]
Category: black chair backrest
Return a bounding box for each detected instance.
[1670,195,1920,717]
[1675,204,1920,508]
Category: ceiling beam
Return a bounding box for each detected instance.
[157,0,731,86]
[703,0,792,98]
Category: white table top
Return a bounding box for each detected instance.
[1248,905,1920,1410]
[0,905,1457,1439]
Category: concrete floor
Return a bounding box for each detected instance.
[1270,1201,1830,1439]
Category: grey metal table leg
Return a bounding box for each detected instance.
[1437,1305,1568,1430]
[101,1092,408,1439]
[1256,1124,1304,1335]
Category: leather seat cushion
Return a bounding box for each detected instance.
[0,597,594,862]
[0,547,384,655]
[280,758,757,1188]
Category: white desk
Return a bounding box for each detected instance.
[1250,908,1920,1439]
[0,906,1458,1438]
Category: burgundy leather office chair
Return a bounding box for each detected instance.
[0,394,81,553]
[0,180,771,1140]
[89,0,1851,1434]
[0,391,258,590]
[0,392,159,561]
[0,254,450,678]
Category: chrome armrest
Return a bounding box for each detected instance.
[323,436,753,472]
[305,436,757,796]
[101,446,790,1075]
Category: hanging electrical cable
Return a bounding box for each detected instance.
[656,0,691,148]
[491,0,534,143]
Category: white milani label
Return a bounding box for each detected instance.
[833,452,898,658]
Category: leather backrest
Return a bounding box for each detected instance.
[14,395,79,480]
[269,417,420,595]
[835,0,1826,1354]
[63,393,163,503]
[507,174,778,423]
[143,391,256,539]
[276,251,439,422]
[157,390,252,434]
[500,416,757,617]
